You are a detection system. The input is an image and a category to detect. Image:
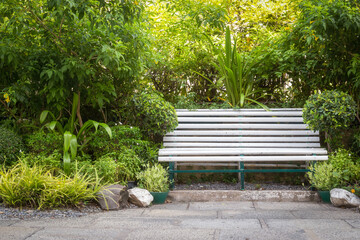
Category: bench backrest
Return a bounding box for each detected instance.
[158,108,328,162]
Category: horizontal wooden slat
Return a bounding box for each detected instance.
[176,108,303,112]
[163,142,321,148]
[177,111,303,117]
[176,163,307,168]
[159,155,328,162]
[177,117,304,123]
[167,130,319,136]
[159,148,327,156]
[164,136,320,142]
[177,123,308,130]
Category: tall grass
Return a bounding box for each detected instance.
[0,161,102,209]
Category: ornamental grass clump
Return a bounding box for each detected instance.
[0,161,102,209]
[136,164,170,192]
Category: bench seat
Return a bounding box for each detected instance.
[158,108,328,189]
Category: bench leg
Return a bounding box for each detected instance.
[240,161,245,190]
[169,162,175,190]
[310,160,317,191]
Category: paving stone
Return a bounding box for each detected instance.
[93,217,176,229]
[345,219,360,228]
[311,228,360,240]
[180,218,261,230]
[26,227,131,240]
[150,203,188,210]
[0,220,19,227]
[189,201,254,210]
[222,210,295,219]
[266,219,353,230]
[255,201,328,211]
[91,208,145,218]
[0,226,41,240]
[142,209,217,218]
[125,228,216,240]
[218,229,308,240]
[291,210,360,219]
[12,217,96,228]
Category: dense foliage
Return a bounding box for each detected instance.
[303,90,356,133]
[128,91,178,141]
[0,126,25,165]
[1,0,149,121]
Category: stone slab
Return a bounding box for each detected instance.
[150,203,188,210]
[0,226,41,240]
[266,219,353,230]
[93,217,176,229]
[311,228,360,240]
[142,209,217,218]
[345,219,360,228]
[0,220,19,227]
[180,218,261,230]
[291,210,360,219]
[169,190,319,202]
[222,210,295,219]
[125,228,216,240]
[26,227,131,240]
[189,201,254,210]
[218,229,308,240]
[255,201,328,211]
[12,217,96,228]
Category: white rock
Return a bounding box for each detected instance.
[128,187,153,207]
[330,188,360,208]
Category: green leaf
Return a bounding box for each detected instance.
[70,134,77,160]
[63,152,71,175]
[64,131,72,153]
[40,111,50,123]
[99,123,112,139]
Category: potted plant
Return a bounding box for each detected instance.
[307,162,336,203]
[136,163,171,204]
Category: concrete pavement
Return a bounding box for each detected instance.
[0,198,359,239]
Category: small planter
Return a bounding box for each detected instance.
[318,190,331,203]
[150,191,169,204]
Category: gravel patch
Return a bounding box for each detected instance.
[0,202,140,220]
[0,203,103,220]
[174,182,309,191]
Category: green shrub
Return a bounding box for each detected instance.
[94,155,118,184]
[137,164,170,192]
[129,91,178,141]
[0,161,101,209]
[303,90,356,133]
[25,130,62,156]
[20,152,62,173]
[0,126,25,165]
[308,149,360,190]
[113,147,143,183]
[88,125,158,165]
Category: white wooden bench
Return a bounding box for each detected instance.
[158,108,328,190]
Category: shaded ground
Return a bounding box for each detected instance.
[174,182,308,191]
